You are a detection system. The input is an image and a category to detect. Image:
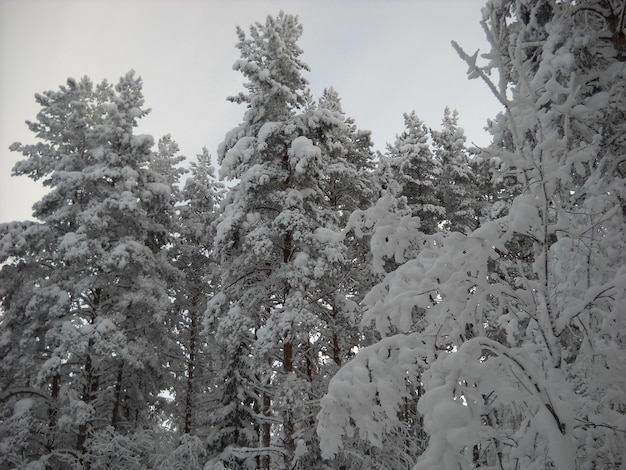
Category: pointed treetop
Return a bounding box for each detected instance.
[319,87,344,113]
[229,11,310,125]
[150,134,187,188]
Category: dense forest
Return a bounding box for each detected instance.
[1,0,625,469]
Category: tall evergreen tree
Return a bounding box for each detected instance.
[210,13,381,469]
[431,107,477,233]
[152,147,224,470]
[175,148,223,439]
[0,72,178,469]
[316,87,377,224]
[209,12,318,468]
[313,87,378,373]
[386,111,444,234]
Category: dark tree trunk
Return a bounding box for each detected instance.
[46,373,60,452]
[77,354,98,453]
[260,391,271,470]
[111,361,124,430]
[183,310,198,434]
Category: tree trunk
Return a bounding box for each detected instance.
[283,341,295,465]
[260,391,271,470]
[111,361,124,430]
[282,229,296,464]
[77,354,98,453]
[183,310,198,434]
[332,306,342,367]
[46,373,59,452]
[305,339,314,382]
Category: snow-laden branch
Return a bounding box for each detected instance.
[317,333,429,459]
[415,337,576,470]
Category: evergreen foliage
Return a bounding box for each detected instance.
[2,3,625,469]
[385,110,443,234]
[1,72,179,468]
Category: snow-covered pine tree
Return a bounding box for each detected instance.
[150,135,187,186]
[313,109,446,469]
[152,147,224,470]
[431,107,478,234]
[316,87,377,224]
[210,12,382,469]
[174,148,224,439]
[385,111,444,235]
[312,88,379,376]
[0,72,179,469]
[209,12,319,469]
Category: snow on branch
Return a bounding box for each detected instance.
[451,40,510,109]
[415,337,576,470]
[288,136,322,175]
[344,194,421,274]
[317,333,428,459]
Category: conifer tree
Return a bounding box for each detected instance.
[175,148,223,438]
[313,88,378,371]
[386,111,444,234]
[209,12,318,468]
[210,13,380,469]
[0,72,178,469]
[431,107,477,233]
[316,87,377,222]
[150,147,225,470]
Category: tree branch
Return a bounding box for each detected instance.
[451,41,510,110]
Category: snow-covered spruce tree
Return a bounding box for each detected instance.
[431,107,479,234]
[172,148,224,440]
[0,72,179,469]
[147,138,217,449]
[151,147,224,470]
[320,1,626,469]
[208,12,316,469]
[314,110,450,468]
[316,87,377,225]
[144,133,186,429]
[209,12,375,469]
[150,134,187,188]
[312,87,379,374]
[289,88,386,470]
[385,111,444,235]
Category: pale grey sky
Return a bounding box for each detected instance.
[0,0,502,223]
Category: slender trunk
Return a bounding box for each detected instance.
[183,310,198,435]
[283,231,292,264]
[305,339,317,440]
[48,373,59,427]
[332,306,342,367]
[77,354,98,453]
[305,339,314,382]
[283,341,295,465]
[282,230,296,465]
[283,341,293,373]
[332,334,342,367]
[260,391,271,470]
[111,361,124,430]
[256,305,273,470]
[46,373,60,452]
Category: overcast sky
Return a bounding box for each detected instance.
[0,0,503,223]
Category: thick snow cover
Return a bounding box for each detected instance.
[2,4,625,470]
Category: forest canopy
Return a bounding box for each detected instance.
[1,1,625,469]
